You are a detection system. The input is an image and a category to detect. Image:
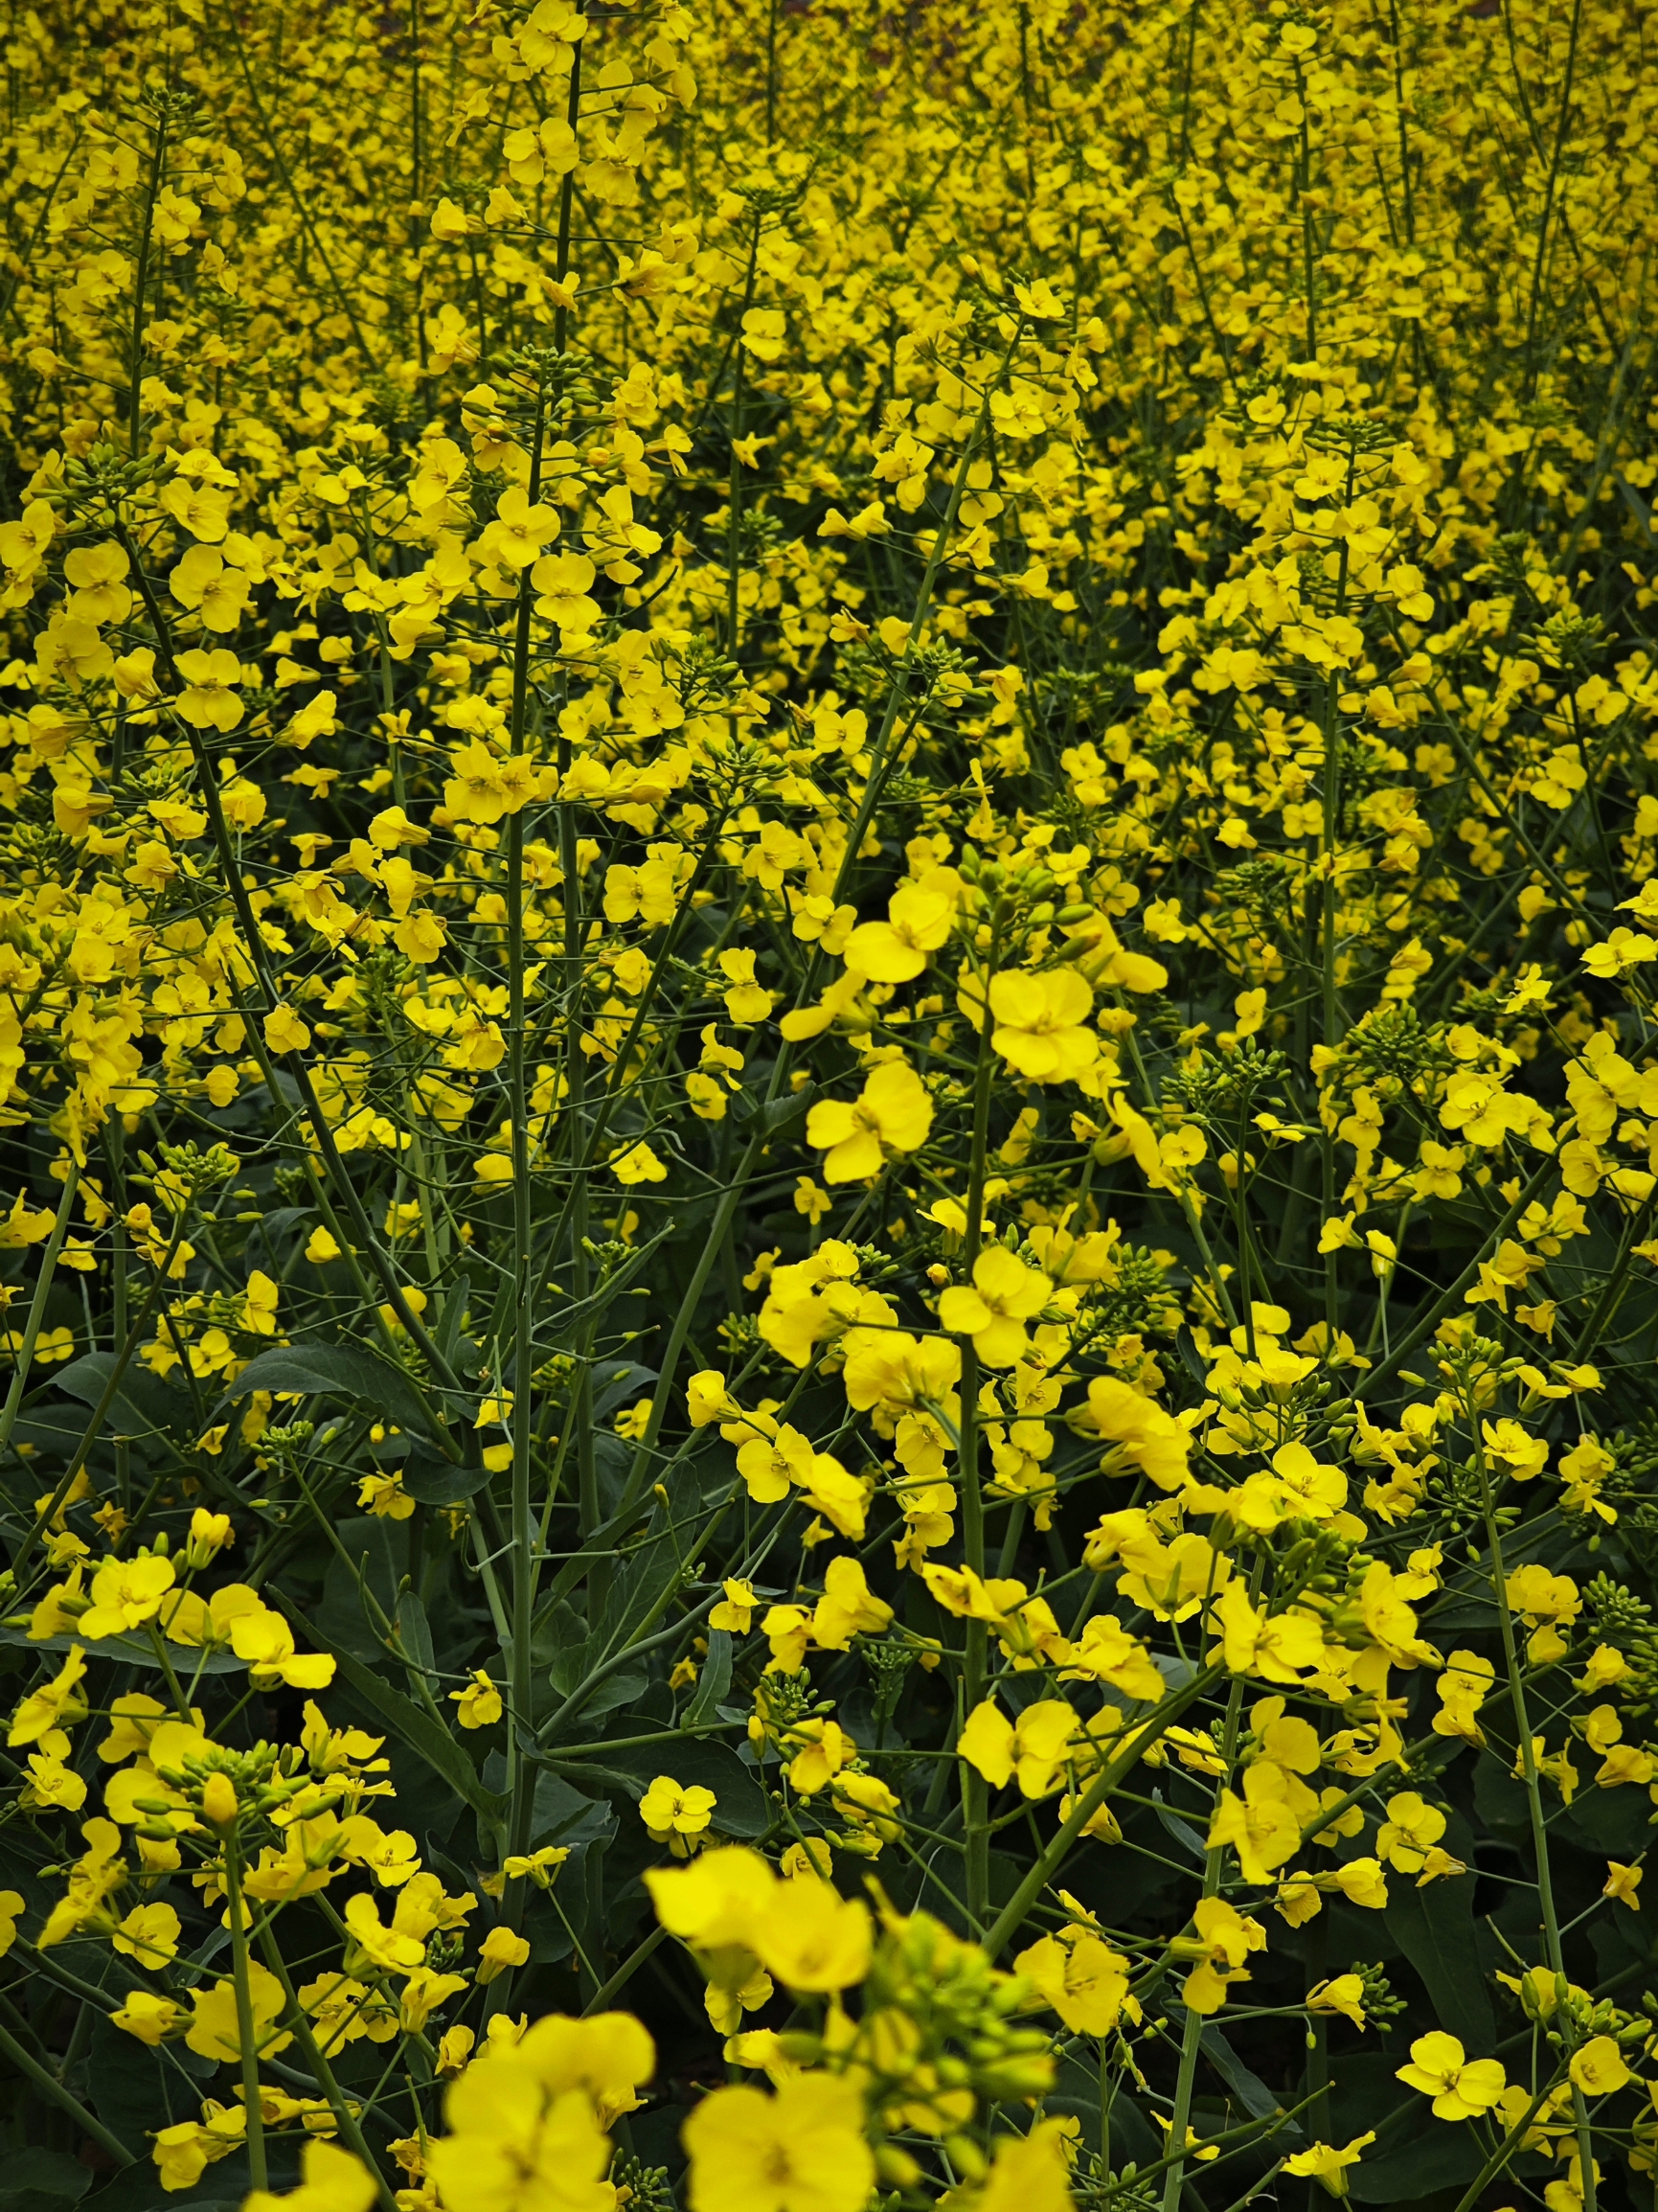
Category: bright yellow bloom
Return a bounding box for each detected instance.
[987,968,1098,1083]
[1569,2035,1631,2096]
[937,1244,1049,1365]
[79,1554,176,1639]
[172,646,244,731]
[1283,2134,1375,2200]
[806,1060,933,1181]
[245,2139,380,2212]
[452,1671,504,1728]
[682,2073,874,2212]
[185,1964,293,2064]
[1396,2032,1506,2120]
[640,1775,717,1855]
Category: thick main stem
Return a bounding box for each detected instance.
[1471,1411,1597,2212]
[957,944,1000,1930]
[223,1840,267,2191]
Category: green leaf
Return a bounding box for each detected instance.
[558,1734,772,1838]
[0,1624,245,1674]
[403,1446,490,1505]
[1345,2125,1481,2205]
[1385,1870,1495,2052]
[1200,2025,1305,2141]
[51,1352,179,1442]
[0,2150,91,2205]
[216,1341,443,1445]
[330,1646,507,1831]
[684,1629,733,1726]
[591,1361,657,1420]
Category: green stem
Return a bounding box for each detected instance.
[958,949,999,1930]
[1469,1404,1596,2212]
[0,1159,79,1457]
[127,114,167,460]
[0,2011,135,2166]
[582,1920,669,2014]
[255,1918,397,2212]
[8,1206,191,1586]
[1162,1608,1256,2212]
[223,1839,268,2191]
[981,1665,1221,1957]
[1520,0,1584,397]
[504,370,549,1870]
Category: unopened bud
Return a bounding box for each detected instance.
[943,2136,986,2183]
[200,1772,238,1828]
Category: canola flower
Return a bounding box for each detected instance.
[0,0,1656,2210]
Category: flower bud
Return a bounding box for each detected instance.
[185,1508,235,1569]
[200,1772,238,1828]
[943,2136,986,2182]
[874,2149,921,2190]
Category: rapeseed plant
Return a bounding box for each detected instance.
[0,1,1656,2209]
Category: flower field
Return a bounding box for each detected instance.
[1,0,1657,2207]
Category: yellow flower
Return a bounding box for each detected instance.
[784,1716,858,1795]
[451,1671,503,1728]
[1282,2134,1375,2200]
[640,1775,717,1856]
[609,1140,668,1185]
[710,1578,759,1632]
[1396,2031,1506,2120]
[751,1877,871,1991]
[810,1557,894,1650]
[1374,1791,1446,1873]
[79,1553,176,1639]
[244,2138,380,2212]
[687,1371,739,1426]
[1178,1895,1266,2014]
[343,1892,427,1974]
[647,1846,777,1950]
[682,2073,874,2212]
[8,1644,88,1745]
[987,968,1098,1083]
[1073,1375,1192,1488]
[718,947,774,1025]
[1015,1928,1137,2035]
[227,1607,335,1689]
[842,873,956,982]
[504,1846,571,1889]
[110,1989,188,2045]
[428,2053,615,2212]
[1306,1973,1368,2028]
[936,1244,1050,1365]
[1603,1860,1643,1910]
[474,1927,532,1985]
[357,1468,416,1519]
[477,484,561,570]
[112,1901,181,1965]
[20,1751,86,1812]
[172,646,244,731]
[978,2120,1076,2212]
[184,1963,293,2064]
[806,1060,933,1181]
[1209,1582,1326,1683]
[1569,2035,1631,2096]
[152,2105,247,2194]
[736,1423,814,1504]
[264,1004,313,1056]
[958,1697,1079,1798]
